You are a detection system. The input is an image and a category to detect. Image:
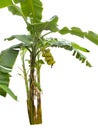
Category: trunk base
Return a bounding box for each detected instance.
[27,96,42,125]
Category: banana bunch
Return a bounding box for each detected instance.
[41,48,55,66]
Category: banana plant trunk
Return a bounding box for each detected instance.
[27,54,42,125]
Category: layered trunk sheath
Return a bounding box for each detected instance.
[27,54,42,125]
[27,92,42,124]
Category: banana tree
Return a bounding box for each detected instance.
[0,0,98,125]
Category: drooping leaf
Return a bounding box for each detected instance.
[70,27,85,38]
[71,42,90,52]
[28,15,59,33]
[59,27,70,35]
[44,38,92,67]
[85,31,98,45]
[0,84,17,100]
[0,0,12,8]
[5,35,32,45]
[0,48,19,69]
[0,71,10,97]
[72,50,92,67]
[20,0,43,23]
[0,46,19,98]
[59,26,85,37]
[58,26,98,47]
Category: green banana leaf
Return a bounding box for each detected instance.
[0,0,43,23]
[0,46,20,100]
[5,35,33,45]
[45,38,91,67]
[31,15,58,33]
[20,0,43,23]
[59,26,98,46]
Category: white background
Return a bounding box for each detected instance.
[0,0,98,129]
